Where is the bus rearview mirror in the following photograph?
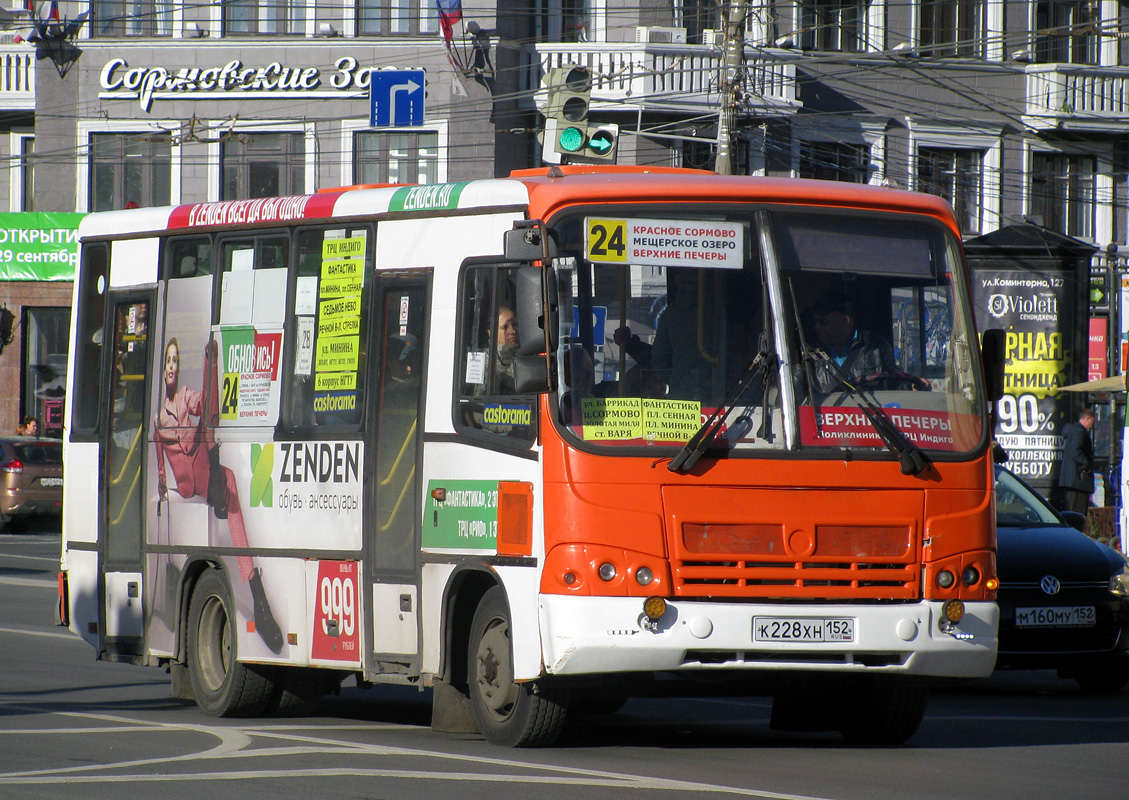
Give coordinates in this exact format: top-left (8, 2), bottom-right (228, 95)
top-left (980, 328), bottom-right (1005, 403)
top-left (515, 266), bottom-right (557, 357)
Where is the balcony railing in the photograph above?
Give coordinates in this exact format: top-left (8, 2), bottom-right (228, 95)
top-left (1024, 64), bottom-right (1129, 129)
top-left (0, 46), bottom-right (34, 109)
top-left (524, 43), bottom-right (800, 115)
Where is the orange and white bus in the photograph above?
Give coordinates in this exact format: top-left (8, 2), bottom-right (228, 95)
top-left (60, 166), bottom-right (1003, 746)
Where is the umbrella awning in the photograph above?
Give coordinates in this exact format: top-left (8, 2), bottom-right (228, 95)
top-left (1058, 375), bottom-right (1127, 392)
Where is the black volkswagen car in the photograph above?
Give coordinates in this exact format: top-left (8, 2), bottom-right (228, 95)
top-left (995, 465), bottom-right (1129, 692)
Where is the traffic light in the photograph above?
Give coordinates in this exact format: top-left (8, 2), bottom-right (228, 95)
top-left (544, 120), bottom-right (619, 163)
top-left (544, 65), bottom-right (591, 127)
top-left (540, 65), bottom-right (619, 163)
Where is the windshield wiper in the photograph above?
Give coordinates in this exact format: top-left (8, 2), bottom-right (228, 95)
top-left (668, 348), bottom-right (774, 473)
top-left (802, 346), bottom-right (932, 477)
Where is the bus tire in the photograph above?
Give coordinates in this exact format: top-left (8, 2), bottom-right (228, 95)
top-left (837, 682), bottom-right (928, 746)
top-left (187, 568), bottom-right (276, 717)
top-left (467, 586), bottom-right (569, 747)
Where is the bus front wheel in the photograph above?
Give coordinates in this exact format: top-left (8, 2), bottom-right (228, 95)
top-left (187, 568), bottom-right (275, 717)
top-left (837, 682), bottom-right (928, 745)
top-left (467, 586), bottom-right (569, 747)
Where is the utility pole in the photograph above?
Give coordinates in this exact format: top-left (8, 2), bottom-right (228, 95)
top-left (714, 0), bottom-right (748, 175)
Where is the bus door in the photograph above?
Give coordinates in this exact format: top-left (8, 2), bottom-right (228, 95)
top-left (100, 293), bottom-right (154, 658)
top-left (366, 273), bottom-right (430, 671)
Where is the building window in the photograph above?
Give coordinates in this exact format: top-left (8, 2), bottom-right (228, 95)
top-left (89, 133), bottom-right (172, 211)
top-left (20, 137), bottom-right (34, 212)
top-left (23, 307), bottom-right (71, 439)
top-left (798, 0), bottom-right (868, 52)
top-left (799, 141), bottom-right (869, 182)
top-left (354, 131), bottom-right (439, 184)
top-left (356, 0), bottom-right (438, 35)
top-left (1030, 153), bottom-right (1095, 238)
top-left (680, 138), bottom-right (751, 174)
top-left (919, 0), bottom-right (982, 57)
top-left (532, 0), bottom-right (591, 42)
top-left (681, 0), bottom-right (721, 44)
top-left (1035, 1), bottom-right (1098, 64)
top-left (91, 1), bottom-right (173, 36)
top-left (918, 148), bottom-right (983, 235)
top-left (222, 133), bottom-right (305, 199)
top-left (223, 0), bottom-right (305, 36)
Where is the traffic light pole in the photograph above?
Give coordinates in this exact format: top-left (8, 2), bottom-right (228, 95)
top-left (715, 0), bottom-right (748, 176)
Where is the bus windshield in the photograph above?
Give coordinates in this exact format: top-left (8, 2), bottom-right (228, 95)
top-left (550, 206), bottom-right (985, 458)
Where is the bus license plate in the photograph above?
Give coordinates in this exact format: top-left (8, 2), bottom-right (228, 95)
top-left (753, 617), bottom-right (855, 643)
top-left (1015, 606), bottom-right (1095, 627)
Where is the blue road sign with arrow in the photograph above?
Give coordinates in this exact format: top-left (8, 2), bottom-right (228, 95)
top-left (370, 70), bottom-right (425, 127)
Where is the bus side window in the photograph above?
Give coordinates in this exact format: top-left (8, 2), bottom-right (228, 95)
top-left (166, 237), bottom-right (212, 279)
top-left (282, 227), bottom-right (369, 429)
top-left (454, 265), bottom-right (536, 441)
top-left (73, 243), bottom-right (110, 433)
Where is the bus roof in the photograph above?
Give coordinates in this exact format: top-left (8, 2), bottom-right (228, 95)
top-left (77, 166), bottom-right (959, 240)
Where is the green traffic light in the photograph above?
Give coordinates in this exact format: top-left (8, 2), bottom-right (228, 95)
top-left (588, 129), bottom-right (614, 156)
top-left (558, 125), bottom-right (586, 153)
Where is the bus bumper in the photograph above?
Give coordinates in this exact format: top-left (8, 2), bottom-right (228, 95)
top-left (539, 595), bottom-right (998, 680)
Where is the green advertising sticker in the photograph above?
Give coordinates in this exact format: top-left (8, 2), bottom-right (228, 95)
top-left (0, 212), bottom-right (84, 281)
top-left (389, 182), bottom-right (469, 212)
top-left (424, 479), bottom-right (501, 550)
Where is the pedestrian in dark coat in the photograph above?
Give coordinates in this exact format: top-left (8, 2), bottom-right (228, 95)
top-left (1057, 408), bottom-right (1096, 515)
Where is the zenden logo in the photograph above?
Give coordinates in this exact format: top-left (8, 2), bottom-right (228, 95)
top-left (251, 443), bottom-right (274, 508)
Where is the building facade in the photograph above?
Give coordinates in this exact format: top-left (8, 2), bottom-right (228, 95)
top-left (0, 1), bottom-right (1127, 432)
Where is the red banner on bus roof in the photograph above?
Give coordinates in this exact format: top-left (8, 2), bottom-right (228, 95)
top-left (168, 193), bottom-right (342, 229)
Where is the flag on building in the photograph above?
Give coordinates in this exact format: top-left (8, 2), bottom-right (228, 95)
top-left (436, 0), bottom-right (462, 43)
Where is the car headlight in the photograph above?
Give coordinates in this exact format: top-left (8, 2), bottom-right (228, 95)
top-left (1110, 564), bottom-right (1129, 598)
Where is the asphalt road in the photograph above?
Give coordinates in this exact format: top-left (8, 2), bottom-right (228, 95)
top-left (2, 524), bottom-right (1128, 800)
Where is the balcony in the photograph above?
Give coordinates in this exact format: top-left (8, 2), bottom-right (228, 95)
top-left (0, 46), bottom-right (34, 110)
top-left (524, 42), bottom-right (800, 116)
top-left (1023, 64), bottom-right (1129, 131)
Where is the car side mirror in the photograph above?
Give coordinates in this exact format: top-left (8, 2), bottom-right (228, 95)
top-left (1060, 510), bottom-right (1087, 533)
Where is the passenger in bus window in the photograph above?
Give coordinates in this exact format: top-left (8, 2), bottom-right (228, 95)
top-left (492, 306), bottom-right (519, 394)
top-left (154, 337), bottom-right (283, 653)
top-left (807, 292), bottom-right (898, 392)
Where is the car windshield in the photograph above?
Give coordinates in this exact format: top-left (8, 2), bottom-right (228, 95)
top-left (548, 206), bottom-right (986, 458)
top-left (996, 467), bottom-right (1062, 527)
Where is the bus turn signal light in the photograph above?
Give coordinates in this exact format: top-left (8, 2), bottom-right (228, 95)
top-left (643, 596), bottom-right (667, 622)
top-left (942, 599), bottom-right (965, 623)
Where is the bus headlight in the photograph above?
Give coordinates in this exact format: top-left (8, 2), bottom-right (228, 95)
top-left (598, 562), bottom-right (617, 581)
top-left (635, 566), bottom-right (654, 586)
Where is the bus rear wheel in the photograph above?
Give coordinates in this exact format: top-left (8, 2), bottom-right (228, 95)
top-left (187, 568), bottom-right (275, 717)
top-left (467, 586), bottom-right (569, 747)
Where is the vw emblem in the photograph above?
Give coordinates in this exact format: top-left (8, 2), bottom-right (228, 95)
top-left (1040, 575), bottom-right (1061, 595)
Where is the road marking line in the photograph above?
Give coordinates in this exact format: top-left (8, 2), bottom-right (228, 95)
top-left (0, 707), bottom-right (841, 799)
top-left (0, 576), bottom-right (56, 589)
top-left (0, 626), bottom-right (76, 641)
